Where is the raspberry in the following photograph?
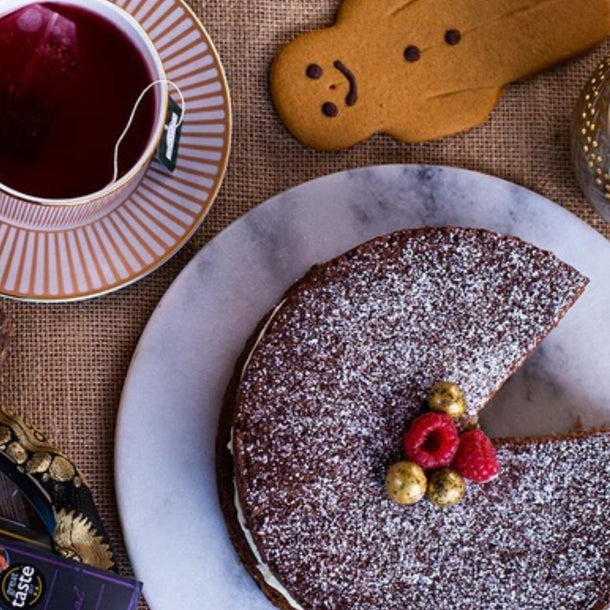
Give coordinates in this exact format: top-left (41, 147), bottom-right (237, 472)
top-left (403, 413), bottom-right (460, 469)
top-left (452, 429), bottom-right (499, 483)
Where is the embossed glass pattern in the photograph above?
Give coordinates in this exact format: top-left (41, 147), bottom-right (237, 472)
top-left (572, 57), bottom-right (610, 221)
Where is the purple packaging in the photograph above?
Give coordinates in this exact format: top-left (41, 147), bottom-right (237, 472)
top-left (0, 536), bottom-right (141, 609)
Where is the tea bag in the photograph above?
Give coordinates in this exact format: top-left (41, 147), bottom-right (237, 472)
top-left (0, 4), bottom-right (78, 159)
top-left (13, 4), bottom-right (78, 83)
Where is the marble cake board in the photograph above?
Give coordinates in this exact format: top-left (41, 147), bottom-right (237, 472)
top-left (115, 165), bottom-right (610, 610)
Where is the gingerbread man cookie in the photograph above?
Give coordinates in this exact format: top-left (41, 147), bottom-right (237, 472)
top-left (270, 0), bottom-right (610, 150)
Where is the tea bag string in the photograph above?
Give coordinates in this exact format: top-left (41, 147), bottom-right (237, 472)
top-left (110, 79), bottom-right (186, 185)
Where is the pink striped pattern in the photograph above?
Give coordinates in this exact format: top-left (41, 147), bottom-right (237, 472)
top-left (0, 0), bottom-right (231, 301)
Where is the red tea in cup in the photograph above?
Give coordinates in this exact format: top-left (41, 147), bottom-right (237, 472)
top-left (0, 2), bottom-right (158, 200)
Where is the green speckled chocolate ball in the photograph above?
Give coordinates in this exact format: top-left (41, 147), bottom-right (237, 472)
top-left (385, 461), bottom-right (427, 505)
top-left (426, 468), bottom-right (466, 507)
top-left (428, 381), bottom-right (467, 420)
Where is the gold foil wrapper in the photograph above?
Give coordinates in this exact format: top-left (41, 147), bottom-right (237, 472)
top-left (0, 404), bottom-right (114, 569)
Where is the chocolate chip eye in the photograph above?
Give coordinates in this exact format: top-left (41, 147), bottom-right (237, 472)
top-left (444, 29), bottom-right (461, 45)
top-left (322, 102), bottom-right (338, 117)
top-left (306, 64), bottom-right (323, 79)
top-left (404, 46), bottom-right (421, 62)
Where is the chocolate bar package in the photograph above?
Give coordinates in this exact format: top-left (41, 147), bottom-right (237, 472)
top-left (0, 536), bottom-right (141, 609)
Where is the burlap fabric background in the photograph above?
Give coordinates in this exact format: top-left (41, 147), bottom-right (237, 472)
top-left (0, 2), bottom-right (609, 608)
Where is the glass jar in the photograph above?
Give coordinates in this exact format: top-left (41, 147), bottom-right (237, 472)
top-left (572, 57), bottom-right (610, 221)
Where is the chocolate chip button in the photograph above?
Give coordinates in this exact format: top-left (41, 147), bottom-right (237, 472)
top-left (322, 102), bottom-right (338, 117)
top-left (444, 29), bottom-right (461, 45)
top-left (306, 64), bottom-right (323, 79)
top-left (404, 46), bottom-right (421, 62)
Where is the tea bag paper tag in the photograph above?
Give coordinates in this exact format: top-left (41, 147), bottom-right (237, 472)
top-left (156, 96), bottom-right (183, 172)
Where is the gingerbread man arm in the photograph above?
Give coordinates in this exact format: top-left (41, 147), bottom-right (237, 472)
top-left (384, 87), bottom-right (503, 143)
top-left (336, 0), bottom-right (429, 22)
top-left (459, 0), bottom-right (610, 86)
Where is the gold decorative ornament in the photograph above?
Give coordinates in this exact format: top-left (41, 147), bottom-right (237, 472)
top-left (0, 407), bottom-right (85, 486)
top-left (26, 452), bottom-right (53, 475)
top-left (426, 468), bottom-right (466, 507)
top-left (428, 381), bottom-right (467, 420)
top-left (49, 455), bottom-right (76, 482)
top-left (0, 426), bottom-right (13, 446)
top-left (385, 461), bottom-right (427, 505)
top-left (6, 441), bottom-right (27, 464)
top-left (0, 404), bottom-right (114, 570)
top-left (0, 408), bottom-right (59, 455)
top-left (53, 509), bottom-right (114, 571)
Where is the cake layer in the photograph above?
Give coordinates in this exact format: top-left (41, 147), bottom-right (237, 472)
top-left (219, 227), bottom-right (593, 609)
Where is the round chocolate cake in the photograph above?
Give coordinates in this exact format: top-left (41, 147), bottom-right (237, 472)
top-left (217, 227), bottom-right (610, 609)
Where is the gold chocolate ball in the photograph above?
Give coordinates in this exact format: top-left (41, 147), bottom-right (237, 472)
top-left (426, 468), bottom-right (466, 508)
top-left (428, 381), bottom-right (467, 420)
top-left (385, 461), bottom-right (427, 505)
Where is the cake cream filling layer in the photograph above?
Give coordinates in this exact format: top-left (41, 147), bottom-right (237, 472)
top-left (232, 477), bottom-right (304, 610)
top-left (230, 301), bottom-right (305, 610)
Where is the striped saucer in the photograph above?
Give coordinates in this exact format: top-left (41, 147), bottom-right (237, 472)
top-left (0, 0), bottom-right (231, 302)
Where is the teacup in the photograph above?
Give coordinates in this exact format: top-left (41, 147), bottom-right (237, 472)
top-left (0, 0), bottom-right (168, 221)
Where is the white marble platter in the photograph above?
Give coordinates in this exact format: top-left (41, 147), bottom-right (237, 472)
top-left (115, 165), bottom-right (610, 610)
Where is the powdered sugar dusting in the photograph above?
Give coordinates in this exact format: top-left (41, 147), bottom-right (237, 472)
top-left (232, 227), bottom-right (598, 609)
